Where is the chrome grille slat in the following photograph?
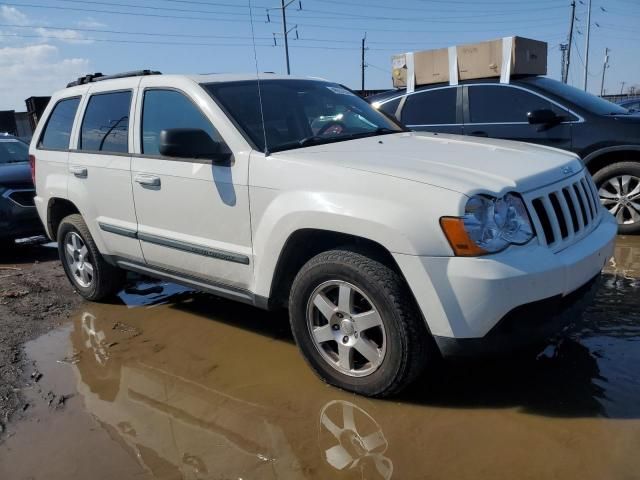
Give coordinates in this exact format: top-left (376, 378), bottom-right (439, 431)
top-left (566, 186), bottom-right (585, 231)
top-left (524, 171), bottom-right (600, 253)
top-left (582, 177), bottom-right (598, 216)
top-left (576, 182), bottom-right (593, 223)
top-left (555, 191), bottom-right (575, 241)
top-left (540, 196), bottom-right (562, 245)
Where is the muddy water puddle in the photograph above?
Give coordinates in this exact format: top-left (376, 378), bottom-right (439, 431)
top-left (1, 236), bottom-right (640, 480)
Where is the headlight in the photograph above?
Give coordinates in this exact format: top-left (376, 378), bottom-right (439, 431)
top-left (441, 193), bottom-right (534, 256)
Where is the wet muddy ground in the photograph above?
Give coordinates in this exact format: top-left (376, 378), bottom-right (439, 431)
top-left (0, 237), bottom-right (639, 479)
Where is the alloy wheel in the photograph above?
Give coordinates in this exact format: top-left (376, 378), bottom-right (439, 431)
top-left (598, 175), bottom-right (640, 225)
top-left (64, 231), bottom-right (94, 288)
top-left (306, 280), bottom-right (386, 377)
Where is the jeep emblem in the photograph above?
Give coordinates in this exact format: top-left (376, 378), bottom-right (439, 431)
top-left (562, 166), bottom-right (574, 175)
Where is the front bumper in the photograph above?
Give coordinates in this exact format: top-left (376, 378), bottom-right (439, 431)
top-left (433, 274), bottom-right (600, 356)
top-left (393, 212), bottom-right (617, 355)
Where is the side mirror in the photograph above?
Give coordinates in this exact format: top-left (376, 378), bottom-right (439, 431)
top-left (527, 109), bottom-right (562, 125)
top-left (159, 128), bottom-right (231, 164)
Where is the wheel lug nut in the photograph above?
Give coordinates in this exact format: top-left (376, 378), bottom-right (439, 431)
top-left (342, 336), bottom-right (349, 343)
top-left (336, 312), bottom-right (343, 319)
top-left (332, 324), bottom-right (339, 331)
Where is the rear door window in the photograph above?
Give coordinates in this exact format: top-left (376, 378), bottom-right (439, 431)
top-left (401, 88), bottom-right (458, 126)
top-left (38, 97), bottom-right (80, 150)
top-left (80, 91), bottom-right (132, 153)
top-left (468, 85), bottom-right (560, 123)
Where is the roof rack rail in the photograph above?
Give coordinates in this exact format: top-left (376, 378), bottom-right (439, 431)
top-left (67, 69), bottom-right (162, 88)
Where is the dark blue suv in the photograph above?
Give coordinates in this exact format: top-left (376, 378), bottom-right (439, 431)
top-left (369, 77), bottom-right (640, 234)
top-left (0, 134), bottom-right (44, 246)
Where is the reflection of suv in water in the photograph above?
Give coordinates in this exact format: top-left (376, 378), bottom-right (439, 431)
top-left (31, 71), bottom-right (616, 397)
top-left (369, 77), bottom-right (640, 233)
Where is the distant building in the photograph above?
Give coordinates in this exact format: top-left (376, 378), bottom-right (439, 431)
top-left (0, 96), bottom-right (50, 140)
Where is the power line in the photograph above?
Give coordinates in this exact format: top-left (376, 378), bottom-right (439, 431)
top-left (0, 32), bottom-right (272, 46)
top-left (161, 0), bottom-right (270, 7)
top-left (0, 2), bottom-right (267, 22)
top-left (308, 0), bottom-right (562, 13)
top-left (0, 31), bottom-right (436, 51)
top-left (0, 22), bottom-right (273, 40)
top-left (0, 22), bottom-right (565, 49)
top-left (291, 5), bottom-right (567, 22)
top-left (1, 2), bottom-right (567, 33)
top-left (43, 0), bottom-right (255, 17)
top-left (285, 19), bottom-right (567, 32)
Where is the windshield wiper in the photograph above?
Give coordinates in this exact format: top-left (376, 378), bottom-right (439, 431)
top-left (298, 135), bottom-right (329, 147)
top-left (270, 128), bottom-right (402, 153)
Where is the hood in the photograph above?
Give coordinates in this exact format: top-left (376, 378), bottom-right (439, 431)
top-left (274, 132), bottom-right (582, 195)
top-left (0, 161), bottom-right (32, 186)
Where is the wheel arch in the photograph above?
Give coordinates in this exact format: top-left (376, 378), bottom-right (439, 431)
top-left (583, 146), bottom-right (640, 175)
top-left (47, 197), bottom-right (80, 240)
top-left (266, 228), bottom-right (407, 309)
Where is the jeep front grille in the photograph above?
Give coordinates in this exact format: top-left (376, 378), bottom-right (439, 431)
top-left (2, 188), bottom-right (36, 208)
top-left (524, 171), bottom-right (601, 251)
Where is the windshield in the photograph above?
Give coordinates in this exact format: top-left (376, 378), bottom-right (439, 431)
top-left (0, 138), bottom-right (28, 164)
top-left (204, 79), bottom-right (403, 153)
top-left (524, 77), bottom-right (629, 115)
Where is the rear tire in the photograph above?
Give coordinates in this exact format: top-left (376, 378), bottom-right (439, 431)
top-left (289, 249), bottom-right (433, 397)
top-left (592, 161), bottom-right (640, 234)
top-left (57, 214), bottom-right (124, 301)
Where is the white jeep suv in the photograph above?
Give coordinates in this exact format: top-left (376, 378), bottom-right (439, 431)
top-left (30, 71), bottom-right (617, 397)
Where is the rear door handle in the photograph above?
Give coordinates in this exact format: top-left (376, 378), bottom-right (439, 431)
top-left (134, 174), bottom-right (161, 187)
top-left (469, 131), bottom-right (488, 137)
top-left (69, 165), bottom-right (87, 178)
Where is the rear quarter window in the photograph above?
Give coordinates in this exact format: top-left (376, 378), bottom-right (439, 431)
top-left (377, 97), bottom-right (401, 118)
top-left (38, 97), bottom-right (81, 150)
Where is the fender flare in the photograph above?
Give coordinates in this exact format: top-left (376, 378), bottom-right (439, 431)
top-left (583, 145), bottom-right (640, 165)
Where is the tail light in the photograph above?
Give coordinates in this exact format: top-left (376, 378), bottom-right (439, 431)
top-left (29, 154), bottom-right (36, 186)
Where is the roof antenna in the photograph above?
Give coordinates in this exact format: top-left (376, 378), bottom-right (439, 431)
top-left (248, 0), bottom-right (269, 156)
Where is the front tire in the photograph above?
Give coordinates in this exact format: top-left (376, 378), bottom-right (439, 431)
top-left (289, 249), bottom-right (433, 397)
top-left (57, 214), bottom-right (124, 301)
top-left (592, 161), bottom-right (640, 234)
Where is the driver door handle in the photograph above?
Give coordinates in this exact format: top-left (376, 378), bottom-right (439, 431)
top-left (134, 174), bottom-right (161, 187)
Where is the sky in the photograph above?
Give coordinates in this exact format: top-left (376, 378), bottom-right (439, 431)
top-left (0, 0), bottom-right (638, 111)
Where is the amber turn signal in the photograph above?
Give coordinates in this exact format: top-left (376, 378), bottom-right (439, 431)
top-left (439, 217), bottom-right (487, 257)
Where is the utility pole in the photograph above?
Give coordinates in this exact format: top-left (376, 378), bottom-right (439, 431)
top-left (583, 0), bottom-right (592, 91)
top-left (600, 47), bottom-right (609, 96)
top-left (281, 0), bottom-right (291, 75)
top-left (564, 0), bottom-right (576, 83)
top-left (267, 0), bottom-right (301, 75)
top-left (361, 33), bottom-right (367, 91)
top-left (560, 43), bottom-right (568, 83)
top-left (621, 81), bottom-right (626, 95)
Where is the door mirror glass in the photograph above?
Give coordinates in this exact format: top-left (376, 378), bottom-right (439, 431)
top-left (528, 108), bottom-right (561, 125)
top-left (159, 128), bottom-right (230, 162)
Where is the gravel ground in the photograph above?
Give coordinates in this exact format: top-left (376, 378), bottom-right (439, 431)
top-left (0, 241), bottom-right (82, 431)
